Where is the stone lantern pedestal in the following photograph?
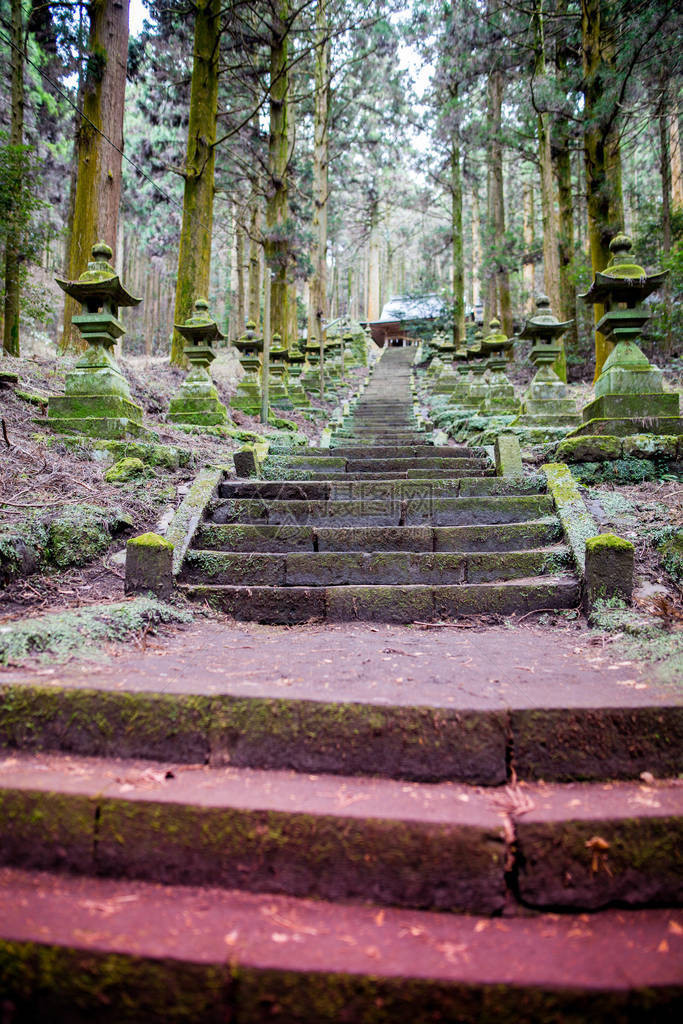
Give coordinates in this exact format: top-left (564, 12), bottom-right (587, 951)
top-left (570, 235), bottom-right (681, 437)
top-left (231, 320), bottom-right (263, 415)
top-left (168, 299), bottom-right (229, 426)
top-left (49, 242), bottom-right (148, 439)
top-left (513, 296), bottom-right (580, 436)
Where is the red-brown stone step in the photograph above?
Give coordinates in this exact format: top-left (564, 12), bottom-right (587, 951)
top-left (0, 867), bottom-right (681, 1022)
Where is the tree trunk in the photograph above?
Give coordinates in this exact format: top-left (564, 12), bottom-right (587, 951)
top-left (532, 1), bottom-right (561, 312)
top-left (367, 204), bottom-right (381, 322)
top-left (309, 0), bottom-right (329, 365)
top-left (265, 0), bottom-right (291, 350)
top-left (669, 98), bottom-right (683, 210)
top-left (471, 184), bottom-right (482, 313)
top-left (247, 187), bottom-right (262, 324)
top-left (522, 180), bottom-right (535, 312)
top-left (235, 209), bottom-right (246, 334)
top-left (61, 0), bottom-right (130, 353)
top-left (2, 0), bottom-right (25, 356)
top-left (170, 0), bottom-right (220, 365)
top-left (659, 76), bottom-right (673, 352)
top-left (451, 138), bottom-right (465, 344)
top-left (554, 0), bottom-right (577, 349)
top-left (486, 66), bottom-right (512, 336)
top-left (581, 0), bottom-right (624, 380)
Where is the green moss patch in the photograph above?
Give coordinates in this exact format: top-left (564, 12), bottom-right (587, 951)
top-left (104, 457), bottom-right (147, 483)
top-left (0, 597), bottom-right (191, 666)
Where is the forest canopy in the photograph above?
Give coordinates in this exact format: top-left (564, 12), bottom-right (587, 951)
top-left (1, 0), bottom-right (681, 374)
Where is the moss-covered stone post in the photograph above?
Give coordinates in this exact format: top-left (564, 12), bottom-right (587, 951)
top-left (585, 533), bottom-right (634, 611)
top-left (126, 533), bottom-right (174, 601)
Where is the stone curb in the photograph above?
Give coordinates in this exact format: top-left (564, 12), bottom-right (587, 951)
top-left (542, 463), bottom-right (599, 577)
top-left (166, 467), bottom-right (224, 576)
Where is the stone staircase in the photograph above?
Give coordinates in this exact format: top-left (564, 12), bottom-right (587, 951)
top-left (178, 348), bottom-right (580, 622)
top-left (1, 346), bottom-right (681, 1019)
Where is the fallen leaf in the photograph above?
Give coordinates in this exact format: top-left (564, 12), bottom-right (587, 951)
top-left (658, 939), bottom-right (669, 953)
top-left (224, 930), bottom-right (239, 946)
top-left (374, 910), bottom-right (385, 927)
top-left (668, 921), bottom-right (683, 936)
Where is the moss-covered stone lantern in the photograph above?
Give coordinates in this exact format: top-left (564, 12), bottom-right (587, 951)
top-left (286, 338), bottom-right (309, 407)
top-left (572, 233), bottom-right (680, 436)
top-left (168, 298), bottom-right (229, 426)
top-left (49, 242), bottom-right (147, 438)
top-left (268, 332), bottom-right (293, 409)
top-left (231, 319), bottom-right (263, 415)
top-left (514, 295), bottom-right (580, 437)
top-left (480, 318), bottom-right (518, 412)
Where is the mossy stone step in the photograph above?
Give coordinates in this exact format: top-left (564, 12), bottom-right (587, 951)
top-left (0, 752), bottom-right (507, 914)
top-left (181, 547), bottom-right (571, 587)
top-left (2, 868), bottom-right (679, 1022)
top-left (210, 494), bottom-right (555, 527)
top-left (195, 519), bottom-right (563, 554)
top-left (181, 578), bottom-right (580, 623)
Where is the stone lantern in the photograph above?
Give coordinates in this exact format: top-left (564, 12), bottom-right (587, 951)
top-left (480, 318), bottom-right (518, 412)
top-left (168, 298), bottom-right (229, 426)
top-left (268, 332), bottom-right (293, 409)
top-left (286, 339), bottom-right (309, 407)
top-left (49, 241), bottom-right (146, 438)
top-left (573, 234), bottom-right (680, 436)
top-left (514, 295), bottom-right (580, 434)
top-left (466, 329), bottom-right (489, 406)
top-left (231, 319), bottom-right (263, 415)
top-left (302, 334), bottom-right (321, 395)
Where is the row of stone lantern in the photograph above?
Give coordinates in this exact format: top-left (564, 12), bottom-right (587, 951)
top-left (47, 242), bottom-right (371, 438)
top-left (423, 231), bottom-right (680, 440)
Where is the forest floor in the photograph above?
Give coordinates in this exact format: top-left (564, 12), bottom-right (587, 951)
top-left (0, 345), bottom-right (361, 621)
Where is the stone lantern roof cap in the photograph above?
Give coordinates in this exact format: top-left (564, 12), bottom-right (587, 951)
top-left (580, 234), bottom-right (668, 305)
top-left (481, 317), bottom-right (514, 353)
top-left (519, 294), bottom-right (573, 340)
top-left (174, 297), bottom-right (225, 343)
top-left (56, 241), bottom-right (141, 307)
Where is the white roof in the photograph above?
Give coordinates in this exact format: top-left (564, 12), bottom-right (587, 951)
top-left (374, 294), bottom-right (445, 323)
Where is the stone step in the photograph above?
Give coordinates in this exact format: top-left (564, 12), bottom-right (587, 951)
top-left (211, 494), bottom-right (555, 527)
top-left (327, 445), bottom-right (480, 458)
top-left (1, 755), bottom-right (681, 912)
top-left (263, 457), bottom-right (491, 475)
top-left (195, 518), bottom-right (563, 553)
top-left (0, 752), bottom-right (507, 914)
top-left (180, 577), bottom-right (580, 622)
top-left (220, 478), bottom-right (546, 501)
top-left (1, 869), bottom-right (681, 1021)
top-left (302, 469), bottom-right (495, 480)
top-left (3, 655), bottom-right (681, 782)
top-left (181, 547), bottom-right (571, 587)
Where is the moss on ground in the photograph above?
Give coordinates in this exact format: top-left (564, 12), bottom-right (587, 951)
top-left (0, 597), bottom-right (191, 666)
top-left (590, 599), bottom-right (683, 688)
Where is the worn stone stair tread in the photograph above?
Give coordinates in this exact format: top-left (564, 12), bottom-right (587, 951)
top-left (220, 477), bottom-right (544, 499)
top-left (195, 518), bottom-right (563, 552)
top-left (212, 494), bottom-right (555, 527)
top-left (181, 547), bottom-right (571, 587)
top-left (0, 752), bottom-right (507, 911)
top-left (179, 577), bottom-right (581, 622)
top-left (1, 867), bottom-right (681, 1022)
top-left (511, 779), bottom-right (683, 909)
